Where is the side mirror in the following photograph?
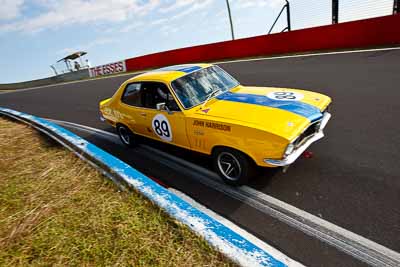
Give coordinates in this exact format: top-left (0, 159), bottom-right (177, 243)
top-left (156, 102), bottom-right (173, 114)
top-left (156, 102), bottom-right (166, 111)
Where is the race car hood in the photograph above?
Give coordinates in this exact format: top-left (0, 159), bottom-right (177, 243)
top-left (194, 85), bottom-right (331, 140)
top-left (230, 86), bottom-right (331, 112)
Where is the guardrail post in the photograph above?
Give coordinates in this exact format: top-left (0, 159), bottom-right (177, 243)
top-left (286, 0), bottom-right (291, 31)
top-left (394, 0), bottom-right (400, 14)
top-left (332, 0), bottom-right (339, 24)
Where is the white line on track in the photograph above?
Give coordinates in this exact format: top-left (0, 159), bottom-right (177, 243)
top-left (215, 46), bottom-right (400, 64)
top-left (47, 118), bottom-right (400, 267)
top-left (2, 46), bottom-right (400, 95)
top-left (169, 188), bottom-right (303, 267)
top-left (45, 119), bottom-right (119, 138)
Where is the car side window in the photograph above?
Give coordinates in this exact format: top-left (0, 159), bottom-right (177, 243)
top-left (121, 83), bottom-right (142, 107)
top-left (141, 82), bottom-right (181, 111)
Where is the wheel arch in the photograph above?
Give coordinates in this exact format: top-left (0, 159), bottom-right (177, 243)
top-left (115, 122), bottom-right (125, 128)
top-left (211, 145), bottom-right (258, 166)
top-left (116, 122), bottom-right (135, 133)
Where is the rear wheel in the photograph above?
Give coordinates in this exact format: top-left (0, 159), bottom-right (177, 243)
top-left (212, 147), bottom-right (256, 186)
top-left (117, 124), bottom-right (137, 147)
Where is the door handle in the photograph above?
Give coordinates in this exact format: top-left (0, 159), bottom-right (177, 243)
top-left (140, 112), bottom-right (147, 117)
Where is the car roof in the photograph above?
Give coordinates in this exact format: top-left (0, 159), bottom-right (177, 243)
top-left (126, 63), bottom-right (212, 83)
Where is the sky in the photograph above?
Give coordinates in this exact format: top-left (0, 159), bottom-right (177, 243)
top-left (0, 0), bottom-right (394, 83)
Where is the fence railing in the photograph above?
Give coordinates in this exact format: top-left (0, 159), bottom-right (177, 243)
top-left (395, 0), bottom-right (400, 13)
top-left (268, 0), bottom-right (397, 34)
top-left (268, 0), bottom-right (291, 34)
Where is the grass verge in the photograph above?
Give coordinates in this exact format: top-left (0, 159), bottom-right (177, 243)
top-left (0, 117), bottom-right (236, 266)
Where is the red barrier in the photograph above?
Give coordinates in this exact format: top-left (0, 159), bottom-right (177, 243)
top-left (125, 14), bottom-right (400, 72)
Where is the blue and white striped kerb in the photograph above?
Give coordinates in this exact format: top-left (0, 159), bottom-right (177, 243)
top-left (0, 107), bottom-right (291, 267)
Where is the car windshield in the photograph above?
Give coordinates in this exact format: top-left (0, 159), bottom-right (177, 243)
top-left (171, 66), bottom-right (239, 109)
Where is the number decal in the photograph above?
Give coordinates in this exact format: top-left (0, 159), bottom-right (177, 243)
top-left (152, 114), bottom-right (172, 142)
top-left (267, 91), bottom-right (304, 101)
top-left (161, 121), bottom-right (170, 137)
top-left (153, 120), bottom-right (163, 136)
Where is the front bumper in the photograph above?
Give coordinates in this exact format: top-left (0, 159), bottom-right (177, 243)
top-left (264, 112), bottom-right (331, 167)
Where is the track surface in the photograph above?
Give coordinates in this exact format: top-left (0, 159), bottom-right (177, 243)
top-left (1, 49), bottom-right (399, 266)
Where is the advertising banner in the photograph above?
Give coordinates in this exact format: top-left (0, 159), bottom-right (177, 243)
top-left (89, 61), bottom-right (126, 78)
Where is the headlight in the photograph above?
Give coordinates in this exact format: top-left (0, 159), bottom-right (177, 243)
top-left (284, 143), bottom-right (295, 156)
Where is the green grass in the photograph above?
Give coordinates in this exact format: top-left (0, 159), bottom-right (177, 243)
top-left (0, 118), bottom-right (236, 266)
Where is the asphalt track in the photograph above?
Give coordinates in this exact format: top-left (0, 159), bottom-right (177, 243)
top-left (1, 49), bottom-right (399, 266)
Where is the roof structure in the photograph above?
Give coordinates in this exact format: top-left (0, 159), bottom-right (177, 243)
top-left (130, 64), bottom-right (211, 83)
top-left (57, 51), bottom-right (87, 62)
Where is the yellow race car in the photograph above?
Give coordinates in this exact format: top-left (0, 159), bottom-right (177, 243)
top-left (99, 63), bottom-right (331, 185)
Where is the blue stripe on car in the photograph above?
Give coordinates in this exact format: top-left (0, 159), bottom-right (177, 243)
top-left (216, 92), bottom-right (323, 122)
top-left (155, 65), bottom-right (202, 73)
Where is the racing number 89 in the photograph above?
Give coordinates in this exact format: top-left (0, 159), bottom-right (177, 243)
top-left (153, 119), bottom-right (170, 137)
top-left (152, 114), bottom-right (173, 142)
top-left (267, 91), bottom-right (303, 101)
top-left (274, 92), bottom-right (296, 100)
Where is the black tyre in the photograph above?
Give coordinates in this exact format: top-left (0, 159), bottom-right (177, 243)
top-left (212, 147), bottom-right (256, 186)
top-left (117, 124), bottom-right (137, 147)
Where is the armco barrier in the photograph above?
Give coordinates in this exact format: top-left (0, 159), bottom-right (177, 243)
top-left (0, 69), bottom-right (90, 90)
top-left (0, 107), bottom-right (299, 267)
top-left (125, 14), bottom-right (400, 72)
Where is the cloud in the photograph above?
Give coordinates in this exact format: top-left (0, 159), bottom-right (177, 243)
top-left (120, 21), bottom-right (145, 33)
top-left (232, 0), bottom-right (284, 9)
top-left (140, 0), bottom-right (214, 33)
top-left (57, 37), bottom-right (117, 56)
top-left (0, 0), bottom-right (214, 34)
top-left (0, 0), bottom-right (160, 33)
top-left (150, 18), bottom-right (169, 26)
top-left (159, 0), bottom-right (197, 13)
top-left (160, 24), bottom-right (180, 36)
top-left (0, 0), bottom-right (24, 20)
top-left (117, 0), bottom-right (214, 33)
top-left (169, 0), bottom-right (214, 21)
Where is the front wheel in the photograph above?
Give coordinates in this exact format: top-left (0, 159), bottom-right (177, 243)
top-left (212, 147), bottom-right (256, 186)
top-left (117, 125), bottom-right (137, 147)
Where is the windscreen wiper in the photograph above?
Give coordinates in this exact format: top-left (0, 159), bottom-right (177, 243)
top-left (201, 89), bottom-right (221, 109)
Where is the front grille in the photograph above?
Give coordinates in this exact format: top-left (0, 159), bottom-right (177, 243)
top-left (293, 120), bottom-right (321, 148)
